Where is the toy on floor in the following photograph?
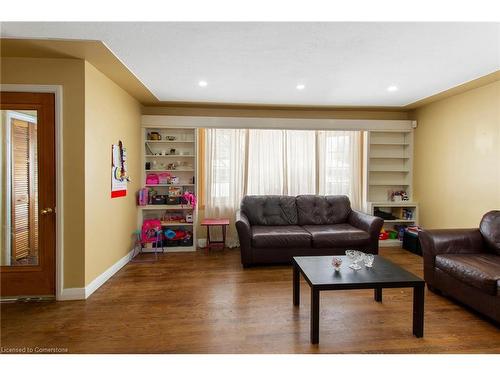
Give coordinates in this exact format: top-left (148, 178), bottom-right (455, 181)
top-left (130, 220), bottom-right (164, 262)
top-left (379, 228), bottom-right (389, 240)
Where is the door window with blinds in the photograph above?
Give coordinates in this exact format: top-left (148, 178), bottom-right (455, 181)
top-left (0, 110), bottom-right (38, 266)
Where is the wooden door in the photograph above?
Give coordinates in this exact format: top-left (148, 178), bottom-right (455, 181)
top-left (1, 92), bottom-right (56, 297)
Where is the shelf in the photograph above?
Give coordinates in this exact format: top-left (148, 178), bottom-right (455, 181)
top-left (369, 183), bottom-right (410, 186)
top-left (370, 142), bottom-right (409, 146)
top-left (160, 221), bottom-right (194, 226)
top-left (370, 201), bottom-right (418, 207)
top-left (383, 219), bottom-right (415, 223)
top-left (141, 125), bottom-right (198, 252)
top-left (379, 239), bottom-right (402, 247)
top-left (146, 169), bottom-right (194, 172)
top-left (146, 140), bottom-right (194, 143)
top-left (145, 155), bottom-right (195, 157)
top-left (369, 169), bottom-right (409, 172)
top-left (139, 205), bottom-right (194, 210)
top-left (145, 184), bottom-right (194, 187)
top-left (370, 157), bottom-right (411, 159)
top-left (141, 246), bottom-right (196, 253)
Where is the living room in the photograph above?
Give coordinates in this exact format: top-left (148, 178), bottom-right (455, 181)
top-left (1, 0), bottom-right (499, 371)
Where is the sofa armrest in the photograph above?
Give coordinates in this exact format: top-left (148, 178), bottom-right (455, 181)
top-left (348, 210), bottom-right (384, 239)
top-left (420, 229), bottom-right (484, 258)
top-left (420, 229), bottom-right (485, 282)
top-left (235, 210), bottom-right (252, 265)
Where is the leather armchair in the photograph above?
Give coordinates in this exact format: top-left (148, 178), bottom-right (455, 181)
top-left (420, 211), bottom-right (500, 323)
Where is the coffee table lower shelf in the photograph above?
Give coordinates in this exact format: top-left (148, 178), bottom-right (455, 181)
top-left (292, 255), bottom-right (425, 344)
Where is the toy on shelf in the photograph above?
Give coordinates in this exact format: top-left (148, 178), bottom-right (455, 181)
top-left (148, 132), bottom-right (162, 140)
top-left (163, 227), bottom-right (194, 247)
top-left (161, 213), bottom-right (186, 223)
top-left (152, 195), bottom-right (167, 205)
top-left (168, 186), bottom-right (182, 197)
top-left (138, 187), bottom-right (149, 206)
top-left (158, 172), bottom-right (172, 184)
top-left (146, 173), bottom-right (159, 185)
top-left (164, 228), bottom-right (176, 239)
top-left (182, 191), bottom-right (197, 208)
top-left (402, 208), bottom-right (413, 219)
top-left (390, 190), bottom-right (409, 202)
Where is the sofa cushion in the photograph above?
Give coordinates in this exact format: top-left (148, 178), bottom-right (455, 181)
top-left (251, 225), bottom-right (311, 249)
top-left (480, 210), bottom-right (500, 255)
top-left (303, 224), bottom-right (370, 248)
top-left (241, 195), bottom-right (298, 226)
top-left (435, 254), bottom-right (500, 295)
top-left (296, 195), bottom-right (352, 225)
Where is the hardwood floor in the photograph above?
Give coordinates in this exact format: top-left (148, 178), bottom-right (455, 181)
top-left (1, 248), bottom-right (499, 353)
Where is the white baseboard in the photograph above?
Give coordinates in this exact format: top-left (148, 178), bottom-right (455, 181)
top-left (58, 287), bottom-right (85, 301)
top-left (84, 249), bottom-right (134, 298)
top-left (58, 249), bottom-right (133, 301)
top-left (141, 246), bottom-right (196, 253)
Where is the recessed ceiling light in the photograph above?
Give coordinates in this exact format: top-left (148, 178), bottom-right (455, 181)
top-left (198, 80), bottom-right (208, 87)
top-left (296, 84), bottom-right (305, 90)
top-left (387, 85), bottom-right (399, 92)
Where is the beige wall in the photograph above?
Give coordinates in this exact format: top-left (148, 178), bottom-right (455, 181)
top-left (1, 57), bottom-right (86, 287)
top-left (84, 62), bottom-right (141, 284)
top-left (413, 80), bottom-right (500, 229)
top-left (1, 57), bottom-right (141, 289)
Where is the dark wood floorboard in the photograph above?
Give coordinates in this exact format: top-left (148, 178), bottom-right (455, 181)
top-left (1, 248), bottom-right (499, 353)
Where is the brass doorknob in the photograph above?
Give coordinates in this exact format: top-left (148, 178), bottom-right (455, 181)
top-left (40, 208), bottom-right (54, 215)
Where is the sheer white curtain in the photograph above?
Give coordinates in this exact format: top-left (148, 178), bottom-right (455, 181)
top-left (285, 130), bottom-right (317, 195)
top-left (247, 129), bottom-right (317, 195)
top-left (247, 129), bottom-right (284, 195)
top-left (317, 130), bottom-right (362, 209)
top-left (205, 129), bottom-right (247, 247)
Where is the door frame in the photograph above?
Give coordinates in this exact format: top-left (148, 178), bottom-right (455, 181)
top-left (1, 84), bottom-right (64, 300)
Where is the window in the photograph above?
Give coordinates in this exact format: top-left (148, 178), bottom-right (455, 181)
top-left (318, 130), bottom-right (359, 196)
top-left (204, 128), bottom-right (362, 244)
top-left (205, 128), bottom-right (246, 211)
top-left (206, 128), bottom-right (361, 202)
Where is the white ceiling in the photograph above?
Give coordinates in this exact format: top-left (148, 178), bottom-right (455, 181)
top-left (1, 22), bottom-right (499, 106)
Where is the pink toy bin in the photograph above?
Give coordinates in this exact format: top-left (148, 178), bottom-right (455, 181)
top-left (146, 173), bottom-right (159, 185)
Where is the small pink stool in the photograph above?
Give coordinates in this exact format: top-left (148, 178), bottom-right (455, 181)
top-left (201, 218), bottom-right (230, 251)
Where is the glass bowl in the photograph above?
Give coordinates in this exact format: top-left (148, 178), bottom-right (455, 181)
top-left (364, 253), bottom-right (375, 268)
top-left (345, 250), bottom-right (364, 270)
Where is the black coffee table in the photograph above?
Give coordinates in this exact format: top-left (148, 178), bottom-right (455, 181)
top-left (293, 255), bottom-right (425, 344)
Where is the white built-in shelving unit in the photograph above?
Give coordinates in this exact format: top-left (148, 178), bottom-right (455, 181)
top-left (139, 125), bottom-right (198, 252)
top-left (363, 130), bottom-right (418, 247)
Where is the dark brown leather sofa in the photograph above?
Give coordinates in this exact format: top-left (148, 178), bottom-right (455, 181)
top-left (420, 211), bottom-right (500, 323)
top-left (235, 195), bottom-right (383, 267)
